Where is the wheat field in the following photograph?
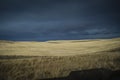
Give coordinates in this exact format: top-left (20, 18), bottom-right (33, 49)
top-left (0, 38), bottom-right (120, 80)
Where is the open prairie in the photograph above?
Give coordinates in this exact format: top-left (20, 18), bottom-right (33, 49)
top-left (0, 38), bottom-right (120, 56)
top-left (0, 38), bottom-right (120, 80)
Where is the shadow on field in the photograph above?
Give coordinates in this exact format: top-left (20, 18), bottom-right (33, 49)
top-left (107, 47), bottom-right (120, 52)
top-left (39, 68), bottom-right (120, 80)
top-left (0, 55), bottom-right (38, 59)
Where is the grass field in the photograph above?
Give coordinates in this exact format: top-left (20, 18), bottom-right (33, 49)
top-left (0, 38), bottom-right (120, 80)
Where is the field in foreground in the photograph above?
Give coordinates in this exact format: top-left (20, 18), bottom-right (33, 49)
top-left (0, 38), bottom-right (120, 80)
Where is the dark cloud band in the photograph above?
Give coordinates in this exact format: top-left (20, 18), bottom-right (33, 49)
top-left (0, 0), bottom-right (120, 41)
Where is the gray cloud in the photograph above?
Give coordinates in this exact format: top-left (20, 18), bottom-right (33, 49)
top-left (0, 0), bottom-right (120, 41)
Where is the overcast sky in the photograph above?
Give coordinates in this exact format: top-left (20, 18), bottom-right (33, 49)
top-left (0, 0), bottom-right (120, 41)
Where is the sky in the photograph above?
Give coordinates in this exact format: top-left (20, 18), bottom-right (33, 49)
top-left (0, 0), bottom-right (120, 41)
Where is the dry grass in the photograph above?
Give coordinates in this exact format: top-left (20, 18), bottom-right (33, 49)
top-left (0, 38), bottom-right (120, 56)
top-left (0, 38), bottom-right (120, 80)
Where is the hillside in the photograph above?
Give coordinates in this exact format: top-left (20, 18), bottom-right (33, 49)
top-left (0, 38), bottom-right (120, 56)
top-left (0, 38), bottom-right (120, 80)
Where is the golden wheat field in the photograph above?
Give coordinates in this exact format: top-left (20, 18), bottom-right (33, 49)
top-left (0, 38), bottom-right (120, 80)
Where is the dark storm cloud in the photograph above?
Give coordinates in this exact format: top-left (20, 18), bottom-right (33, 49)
top-left (0, 0), bottom-right (120, 41)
